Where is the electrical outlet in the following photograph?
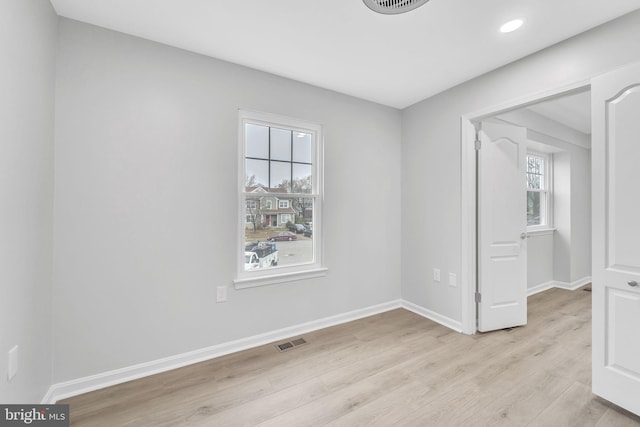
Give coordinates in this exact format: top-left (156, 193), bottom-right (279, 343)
top-left (449, 273), bottom-right (457, 287)
top-left (8, 345), bottom-right (18, 381)
top-left (433, 268), bottom-right (441, 282)
top-left (216, 286), bottom-right (227, 303)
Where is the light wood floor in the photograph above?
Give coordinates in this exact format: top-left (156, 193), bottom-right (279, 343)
top-left (63, 286), bottom-right (640, 426)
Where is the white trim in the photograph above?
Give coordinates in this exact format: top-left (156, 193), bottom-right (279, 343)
top-left (460, 80), bottom-right (591, 335)
top-left (234, 267), bottom-right (328, 289)
top-left (526, 228), bottom-right (556, 237)
top-left (401, 300), bottom-right (463, 333)
top-left (460, 118), bottom-right (477, 335)
top-left (527, 281), bottom-right (556, 296)
top-left (41, 387), bottom-right (56, 405)
top-left (527, 277), bottom-right (592, 296)
top-left (526, 151), bottom-right (553, 229)
top-left (44, 299), bottom-right (402, 404)
top-left (237, 109), bottom-right (325, 287)
top-left (553, 276), bottom-right (592, 291)
top-left (40, 276), bottom-right (588, 404)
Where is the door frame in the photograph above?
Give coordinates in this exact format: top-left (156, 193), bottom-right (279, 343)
top-left (459, 79), bottom-right (591, 335)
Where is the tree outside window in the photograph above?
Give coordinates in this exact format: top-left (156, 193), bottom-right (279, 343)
top-left (526, 154), bottom-right (548, 227)
top-left (237, 110), bottom-right (324, 287)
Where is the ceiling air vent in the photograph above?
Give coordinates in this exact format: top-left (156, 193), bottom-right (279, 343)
top-left (363, 0), bottom-right (431, 15)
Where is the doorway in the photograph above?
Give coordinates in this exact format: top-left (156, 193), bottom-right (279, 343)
top-left (460, 84), bottom-right (592, 334)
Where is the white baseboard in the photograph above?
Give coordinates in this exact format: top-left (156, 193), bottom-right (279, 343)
top-left (554, 276), bottom-right (592, 291)
top-left (527, 276), bottom-right (592, 297)
top-left (43, 299), bottom-right (403, 404)
top-left (400, 300), bottom-right (463, 333)
top-left (527, 281), bottom-right (555, 296)
top-left (41, 387), bottom-right (56, 405)
top-left (41, 278), bottom-right (593, 404)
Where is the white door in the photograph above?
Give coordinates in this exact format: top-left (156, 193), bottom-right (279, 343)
top-left (592, 62), bottom-right (640, 416)
top-left (477, 122), bottom-right (528, 332)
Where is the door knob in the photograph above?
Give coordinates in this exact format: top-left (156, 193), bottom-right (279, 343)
top-left (628, 281), bottom-right (638, 287)
top-left (520, 232), bottom-right (528, 240)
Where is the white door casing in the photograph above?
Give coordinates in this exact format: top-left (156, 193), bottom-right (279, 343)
top-left (477, 122), bottom-right (528, 332)
top-left (592, 62), bottom-right (640, 416)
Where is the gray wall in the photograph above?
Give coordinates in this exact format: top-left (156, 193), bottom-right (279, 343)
top-left (402, 10), bottom-right (640, 323)
top-left (527, 232), bottom-right (554, 290)
top-left (52, 19), bottom-right (402, 383)
top-left (554, 152), bottom-right (572, 283)
top-left (570, 148), bottom-right (592, 281)
top-left (0, 0), bottom-right (57, 403)
top-left (553, 147), bottom-right (592, 284)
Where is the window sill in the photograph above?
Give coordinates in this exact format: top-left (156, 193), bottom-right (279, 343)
top-left (234, 267), bottom-right (328, 289)
top-left (527, 228), bottom-right (556, 237)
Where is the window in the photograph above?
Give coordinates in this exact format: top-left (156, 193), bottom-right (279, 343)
top-left (236, 110), bottom-right (326, 288)
top-left (280, 214), bottom-right (292, 224)
top-left (526, 153), bottom-right (552, 228)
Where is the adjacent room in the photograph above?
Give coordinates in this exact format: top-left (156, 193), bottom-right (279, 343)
top-left (3, 0), bottom-right (640, 424)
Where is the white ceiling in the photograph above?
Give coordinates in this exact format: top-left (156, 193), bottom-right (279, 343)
top-left (49, 0), bottom-right (640, 109)
top-left (527, 91), bottom-right (591, 134)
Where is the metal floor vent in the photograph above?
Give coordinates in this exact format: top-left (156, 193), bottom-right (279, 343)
top-left (276, 338), bottom-right (307, 352)
top-left (363, 0), bottom-right (431, 15)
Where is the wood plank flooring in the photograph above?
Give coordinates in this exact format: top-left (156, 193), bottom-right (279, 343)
top-left (62, 286), bottom-right (640, 426)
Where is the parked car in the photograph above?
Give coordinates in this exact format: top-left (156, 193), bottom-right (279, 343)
top-left (303, 227), bottom-right (312, 238)
top-left (245, 241), bottom-right (260, 251)
top-left (288, 223), bottom-right (306, 234)
top-left (267, 231), bottom-right (297, 241)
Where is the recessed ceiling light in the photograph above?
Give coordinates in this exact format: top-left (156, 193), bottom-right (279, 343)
top-left (500, 19), bottom-right (524, 33)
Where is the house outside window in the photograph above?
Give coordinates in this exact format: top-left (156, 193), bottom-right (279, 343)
top-left (526, 153), bottom-right (552, 229)
top-left (237, 110), bottom-right (326, 288)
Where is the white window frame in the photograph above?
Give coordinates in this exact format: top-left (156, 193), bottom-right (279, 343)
top-left (246, 199), bottom-right (257, 209)
top-left (280, 214), bottom-right (292, 224)
top-left (265, 200), bottom-right (272, 209)
top-left (235, 109), bottom-right (326, 288)
top-left (526, 151), bottom-right (553, 232)
top-left (278, 200), bottom-right (289, 209)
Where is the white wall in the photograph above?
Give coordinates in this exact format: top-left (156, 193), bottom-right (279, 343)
top-left (52, 19), bottom-right (402, 383)
top-left (554, 152), bottom-right (572, 283)
top-left (401, 10), bottom-right (640, 323)
top-left (570, 148), bottom-right (592, 281)
top-left (0, 0), bottom-right (57, 403)
top-left (527, 232), bottom-right (554, 291)
top-left (553, 147), bottom-right (592, 284)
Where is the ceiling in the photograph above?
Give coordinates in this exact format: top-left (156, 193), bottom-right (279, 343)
top-left (527, 91), bottom-right (591, 135)
top-left (49, 0), bottom-right (640, 109)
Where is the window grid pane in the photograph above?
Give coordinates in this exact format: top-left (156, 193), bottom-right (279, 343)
top-left (245, 124), bottom-right (313, 193)
top-left (526, 154), bottom-right (547, 227)
top-left (243, 119), bottom-right (317, 274)
top-left (526, 155), bottom-right (545, 191)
